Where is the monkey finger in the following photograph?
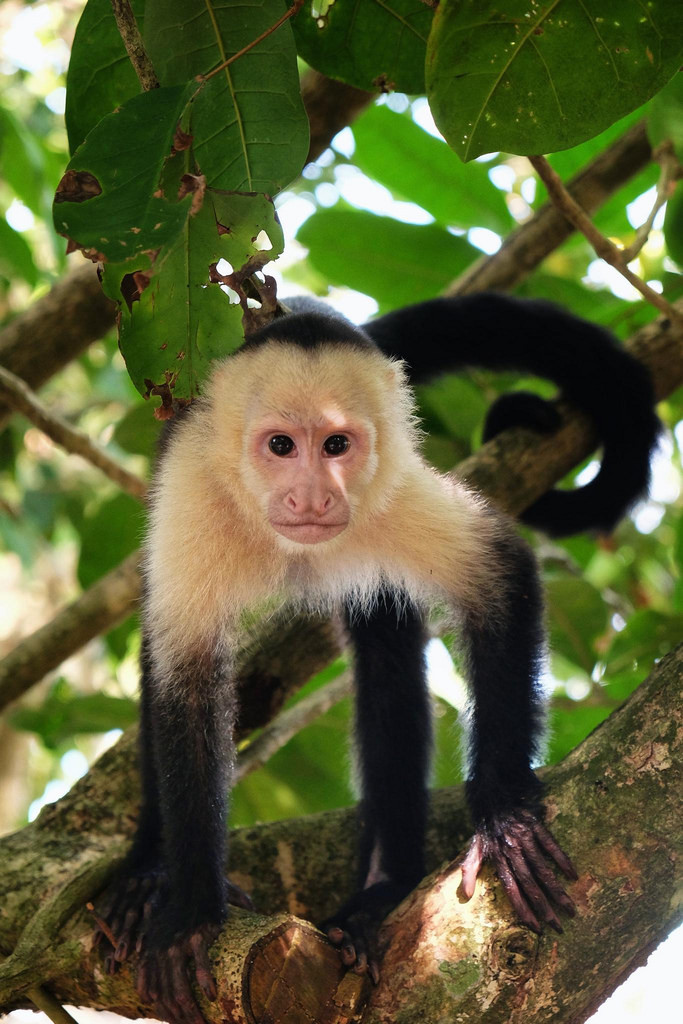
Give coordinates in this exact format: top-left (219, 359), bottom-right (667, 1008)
top-left (369, 960), bottom-right (381, 985)
top-left (190, 931), bottom-right (218, 1002)
top-left (519, 834), bottom-right (576, 916)
top-left (491, 851), bottom-right (541, 933)
top-left (532, 821), bottom-right (578, 880)
top-left (460, 833), bottom-right (484, 899)
top-left (325, 925), bottom-right (345, 945)
top-left (226, 880), bottom-right (253, 911)
top-left (501, 844), bottom-right (563, 932)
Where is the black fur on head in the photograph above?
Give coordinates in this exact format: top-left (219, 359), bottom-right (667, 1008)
top-left (241, 296), bottom-right (376, 355)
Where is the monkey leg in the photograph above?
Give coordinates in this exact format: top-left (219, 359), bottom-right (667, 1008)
top-left (322, 593), bottom-right (431, 980)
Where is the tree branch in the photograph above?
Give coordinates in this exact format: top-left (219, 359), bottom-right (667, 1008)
top-left (528, 154), bottom-right (682, 324)
top-left (0, 261), bottom-right (117, 431)
top-left (448, 121), bottom-right (652, 296)
top-left (0, 366), bottom-right (146, 500)
top-left (0, 643), bottom-right (679, 1021)
top-left (109, 0), bottom-right (159, 91)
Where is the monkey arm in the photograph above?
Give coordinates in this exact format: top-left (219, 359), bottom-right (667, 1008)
top-left (98, 634), bottom-right (250, 1024)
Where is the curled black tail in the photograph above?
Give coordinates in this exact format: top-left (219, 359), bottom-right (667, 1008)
top-left (364, 293), bottom-right (661, 537)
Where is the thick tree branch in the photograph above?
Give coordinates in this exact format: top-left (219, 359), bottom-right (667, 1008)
top-left (1, 304), bottom-right (680, 713)
top-left (0, 262), bottom-right (117, 431)
top-left (0, 643), bottom-right (679, 1021)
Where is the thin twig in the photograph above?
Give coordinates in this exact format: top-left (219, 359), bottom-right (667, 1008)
top-left (27, 986), bottom-right (81, 1024)
top-left (110, 0), bottom-right (159, 91)
top-left (201, 0), bottom-right (306, 82)
top-left (0, 365), bottom-right (147, 500)
top-left (621, 141), bottom-right (682, 262)
top-left (236, 671), bottom-right (352, 780)
top-left (529, 154), bottom-right (683, 324)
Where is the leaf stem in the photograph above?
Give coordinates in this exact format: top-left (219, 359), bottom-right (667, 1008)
top-left (201, 0), bottom-right (306, 82)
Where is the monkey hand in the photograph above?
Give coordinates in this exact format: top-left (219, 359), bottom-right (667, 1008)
top-left (460, 809), bottom-right (577, 933)
top-left (320, 880), bottom-right (413, 984)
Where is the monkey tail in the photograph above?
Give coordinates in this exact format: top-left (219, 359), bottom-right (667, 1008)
top-left (364, 292), bottom-right (661, 537)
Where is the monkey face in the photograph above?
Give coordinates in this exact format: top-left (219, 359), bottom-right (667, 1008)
top-left (247, 410), bottom-right (374, 545)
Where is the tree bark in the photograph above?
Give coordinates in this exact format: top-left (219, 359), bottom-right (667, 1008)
top-left (0, 644), bottom-right (680, 1022)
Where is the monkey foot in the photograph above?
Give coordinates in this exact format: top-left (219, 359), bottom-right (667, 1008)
top-left (320, 880), bottom-right (413, 984)
top-left (93, 864), bottom-right (251, 973)
top-left (460, 809), bottom-right (578, 933)
top-left (136, 921), bottom-right (222, 1024)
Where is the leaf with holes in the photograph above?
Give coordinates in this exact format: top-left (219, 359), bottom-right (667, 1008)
top-left (291, 0), bottom-right (434, 94)
top-left (53, 84), bottom-right (196, 264)
top-left (105, 190), bottom-right (284, 401)
top-left (427, 0), bottom-right (683, 161)
top-left (143, 0), bottom-right (308, 193)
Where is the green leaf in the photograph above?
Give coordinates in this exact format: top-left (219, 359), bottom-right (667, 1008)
top-left (113, 404), bottom-right (162, 459)
top-left (0, 218), bottom-right (38, 287)
top-left (65, 0), bottom-right (145, 153)
top-left (292, 0), bottom-right (433, 94)
top-left (11, 683), bottom-right (138, 749)
top-left (663, 185), bottom-right (683, 266)
top-left (426, 0), bottom-right (683, 161)
top-left (144, 0), bottom-right (308, 193)
top-left (545, 576), bottom-right (608, 669)
top-left (54, 84), bottom-right (196, 265)
top-left (108, 190), bottom-right (284, 398)
top-left (297, 208), bottom-right (478, 310)
top-left (0, 107), bottom-right (46, 214)
top-left (416, 376), bottom-right (488, 441)
top-left (78, 493), bottom-right (143, 589)
top-left (648, 73), bottom-right (683, 160)
top-left (352, 105), bottom-right (511, 233)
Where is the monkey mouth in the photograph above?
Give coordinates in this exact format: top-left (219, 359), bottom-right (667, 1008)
top-left (271, 520), bottom-right (348, 544)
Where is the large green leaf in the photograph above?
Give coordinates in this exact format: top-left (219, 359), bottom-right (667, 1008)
top-left (144, 0), bottom-right (308, 193)
top-left (78, 492), bottom-right (143, 589)
top-left (0, 218), bottom-right (38, 287)
top-left (297, 208), bottom-right (477, 310)
top-left (107, 190), bottom-right (284, 399)
top-left (292, 0), bottom-right (433, 94)
top-left (427, 0), bottom-right (683, 161)
top-left (352, 105), bottom-right (511, 233)
top-left (54, 84), bottom-right (196, 264)
top-left (65, 0), bottom-right (145, 154)
top-left (648, 73), bottom-right (683, 160)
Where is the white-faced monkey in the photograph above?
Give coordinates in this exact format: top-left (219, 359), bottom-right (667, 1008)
top-left (96, 293), bottom-right (660, 1022)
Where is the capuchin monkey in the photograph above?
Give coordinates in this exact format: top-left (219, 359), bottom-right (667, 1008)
top-left (97, 293), bottom-right (660, 1022)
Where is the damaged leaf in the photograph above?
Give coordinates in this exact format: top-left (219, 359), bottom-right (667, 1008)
top-left (107, 190), bottom-right (284, 403)
top-left (53, 83), bottom-right (198, 265)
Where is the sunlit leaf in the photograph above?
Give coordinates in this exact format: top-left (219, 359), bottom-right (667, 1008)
top-left (427, 0), bottom-right (683, 160)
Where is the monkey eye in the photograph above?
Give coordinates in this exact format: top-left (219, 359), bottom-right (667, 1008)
top-left (268, 435), bottom-right (295, 456)
top-left (323, 434), bottom-right (350, 457)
